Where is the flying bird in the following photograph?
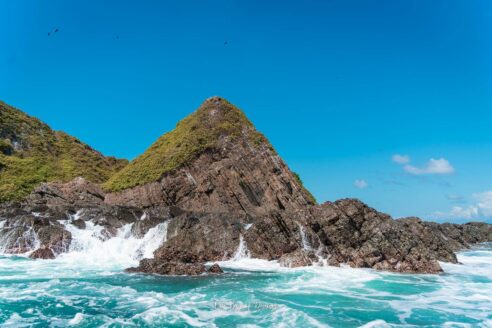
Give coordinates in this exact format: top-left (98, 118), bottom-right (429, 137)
top-left (48, 28), bottom-right (59, 36)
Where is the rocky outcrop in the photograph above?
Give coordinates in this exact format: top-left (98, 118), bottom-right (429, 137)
top-left (207, 263), bottom-right (224, 274)
top-left (126, 258), bottom-right (207, 276)
top-left (29, 247), bottom-right (55, 259)
top-left (1, 97), bottom-right (491, 276)
top-left (0, 212), bottom-right (72, 255)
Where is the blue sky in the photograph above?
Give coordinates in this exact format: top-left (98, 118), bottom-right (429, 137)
top-left (1, 0), bottom-right (491, 222)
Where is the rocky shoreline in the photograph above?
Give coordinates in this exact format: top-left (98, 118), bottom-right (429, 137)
top-left (1, 97), bottom-right (491, 275)
top-left (0, 175), bottom-right (490, 275)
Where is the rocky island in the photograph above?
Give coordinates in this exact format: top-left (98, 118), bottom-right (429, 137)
top-left (0, 97), bottom-right (490, 275)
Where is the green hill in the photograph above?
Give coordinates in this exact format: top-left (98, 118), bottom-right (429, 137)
top-left (103, 97), bottom-right (269, 192)
top-left (0, 101), bottom-right (128, 202)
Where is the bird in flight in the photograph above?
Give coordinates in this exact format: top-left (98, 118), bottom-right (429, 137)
top-left (48, 28), bottom-right (59, 36)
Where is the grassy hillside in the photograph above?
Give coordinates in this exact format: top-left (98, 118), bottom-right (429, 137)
top-left (104, 97), bottom-right (270, 192)
top-left (104, 97), bottom-right (316, 204)
top-left (0, 101), bottom-right (128, 202)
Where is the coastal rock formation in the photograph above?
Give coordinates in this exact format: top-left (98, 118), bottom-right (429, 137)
top-left (0, 101), bottom-right (127, 203)
top-left (0, 97), bottom-right (491, 275)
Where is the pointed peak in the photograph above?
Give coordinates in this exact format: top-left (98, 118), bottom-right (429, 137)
top-left (194, 96), bottom-right (249, 121)
top-left (104, 97), bottom-right (271, 192)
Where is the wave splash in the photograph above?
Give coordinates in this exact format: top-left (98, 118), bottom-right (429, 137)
top-left (56, 219), bottom-right (169, 269)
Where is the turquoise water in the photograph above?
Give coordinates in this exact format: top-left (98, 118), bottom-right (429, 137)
top-left (0, 244), bottom-right (491, 327)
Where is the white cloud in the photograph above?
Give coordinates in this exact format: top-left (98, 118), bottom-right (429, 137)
top-left (403, 158), bottom-right (455, 175)
top-left (434, 206), bottom-right (479, 220)
top-left (392, 154), bottom-right (410, 164)
top-left (475, 190), bottom-right (492, 217)
top-left (433, 190), bottom-right (492, 222)
top-left (354, 179), bottom-right (368, 189)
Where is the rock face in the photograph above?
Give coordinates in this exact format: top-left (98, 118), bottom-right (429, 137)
top-left (0, 97), bottom-right (491, 275)
top-left (105, 97), bottom-right (491, 275)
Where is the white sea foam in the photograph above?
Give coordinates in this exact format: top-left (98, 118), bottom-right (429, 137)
top-left (297, 222), bottom-right (312, 251)
top-left (0, 226), bottom-right (40, 254)
top-left (358, 319), bottom-right (391, 328)
top-left (232, 234), bottom-right (251, 260)
top-left (0, 219), bottom-right (491, 328)
top-left (68, 313), bottom-right (84, 325)
top-left (57, 220), bottom-right (169, 269)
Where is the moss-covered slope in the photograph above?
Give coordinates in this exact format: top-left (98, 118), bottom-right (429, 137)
top-left (104, 97), bottom-right (269, 192)
top-left (0, 101), bottom-right (128, 202)
top-left (104, 97), bottom-right (316, 204)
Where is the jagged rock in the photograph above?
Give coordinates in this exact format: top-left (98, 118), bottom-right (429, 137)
top-left (29, 247), bottom-right (55, 259)
top-left (36, 225), bottom-right (72, 255)
top-left (300, 199), bottom-right (455, 273)
top-left (127, 258), bottom-right (206, 276)
top-left (72, 219), bottom-right (86, 229)
top-left (0, 226), bottom-right (38, 254)
top-left (207, 263), bottom-right (224, 274)
top-left (129, 206), bottom-right (178, 238)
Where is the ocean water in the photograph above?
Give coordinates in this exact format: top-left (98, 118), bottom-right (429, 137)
top-left (0, 220), bottom-right (491, 327)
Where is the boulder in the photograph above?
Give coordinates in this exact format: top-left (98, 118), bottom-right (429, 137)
top-left (207, 263), bottom-right (224, 274)
top-left (126, 258), bottom-right (206, 276)
top-left (29, 247), bottom-right (55, 259)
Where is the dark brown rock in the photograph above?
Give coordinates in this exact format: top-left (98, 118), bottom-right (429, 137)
top-left (126, 258), bottom-right (206, 276)
top-left (29, 247), bottom-right (55, 259)
top-left (207, 263), bottom-right (224, 274)
top-left (36, 225), bottom-right (72, 255)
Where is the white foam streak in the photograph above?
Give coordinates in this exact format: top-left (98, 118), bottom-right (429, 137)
top-left (232, 234), bottom-right (250, 260)
top-left (297, 222), bottom-right (312, 251)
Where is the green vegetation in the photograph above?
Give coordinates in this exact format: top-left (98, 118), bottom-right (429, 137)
top-left (0, 98), bottom-right (318, 205)
top-left (293, 171), bottom-right (317, 204)
top-left (104, 97), bottom-right (269, 192)
top-left (0, 139), bottom-right (13, 155)
top-left (0, 101), bottom-right (128, 202)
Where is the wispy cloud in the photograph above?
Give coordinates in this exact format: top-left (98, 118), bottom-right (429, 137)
top-left (392, 154), bottom-right (410, 164)
top-left (434, 190), bottom-right (492, 222)
top-left (354, 179), bottom-right (368, 189)
top-left (445, 194), bottom-right (465, 203)
top-left (392, 155), bottom-right (455, 176)
top-left (403, 158), bottom-right (455, 175)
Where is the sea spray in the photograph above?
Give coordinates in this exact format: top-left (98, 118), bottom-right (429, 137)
top-left (297, 222), bottom-right (312, 251)
top-left (0, 226), bottom-right (39, 254)
top-left (232, 234), bottom-right (251, 260)
top-left (57, 220), bottom-right (169, 269)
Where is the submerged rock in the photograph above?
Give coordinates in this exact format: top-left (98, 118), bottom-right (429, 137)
top-left (207, 263), bottom-right (224, 274)
top-left (29, 247), bottom-right (55, 260)
top-left (126, 258), bottom-right (206, 276)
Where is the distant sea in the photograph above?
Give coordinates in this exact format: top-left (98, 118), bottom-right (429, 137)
top-left (0, 219), bottom-right (490, 327)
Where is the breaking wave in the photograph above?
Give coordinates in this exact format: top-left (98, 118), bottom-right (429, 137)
top-left (0, 213), bottom-right (491, 327)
